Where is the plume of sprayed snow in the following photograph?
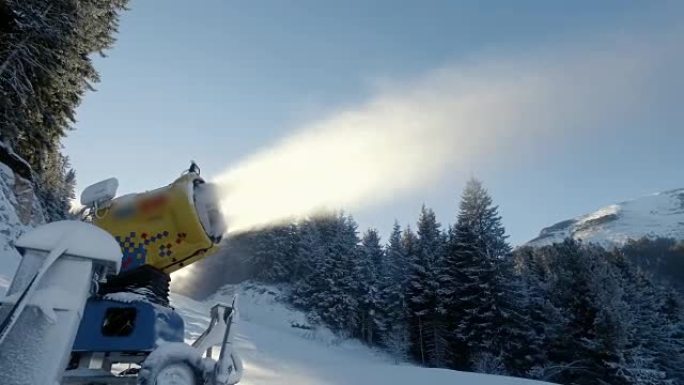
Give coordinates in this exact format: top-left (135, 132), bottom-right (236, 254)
top-left (214, 37), bottom-right (672, 234)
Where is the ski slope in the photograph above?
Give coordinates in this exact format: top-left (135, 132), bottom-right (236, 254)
top-left (172, 284), bottom-right (554, 385)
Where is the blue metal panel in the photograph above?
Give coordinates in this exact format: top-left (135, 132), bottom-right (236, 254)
top-left (72, 298), bottom-right (184, 353)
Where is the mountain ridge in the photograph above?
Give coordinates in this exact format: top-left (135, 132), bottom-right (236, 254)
top-left (527, 188), bottom-right (684, 247)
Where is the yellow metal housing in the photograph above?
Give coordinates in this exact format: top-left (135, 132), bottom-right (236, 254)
top-left (93, 173), bottom-right (219, 274)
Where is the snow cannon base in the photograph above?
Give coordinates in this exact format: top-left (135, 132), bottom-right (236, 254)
top-left (62, 297), bottom-right (242, 385)
top-left (70, 297), bottom-right (185, 354)
top-left (0, 220), bottom-right (242, 385)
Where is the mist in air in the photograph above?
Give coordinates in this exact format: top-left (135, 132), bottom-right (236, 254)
top-left (212, 37), bottom-right (667, 234)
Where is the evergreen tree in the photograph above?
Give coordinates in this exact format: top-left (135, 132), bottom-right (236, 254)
top-left (272, 223), bottom-right (300, 282)
top-left (510, 247), bottom-right (562, 378)
top-left (382, 321), bottom-right (411, 364)
top-left (401, 225), bottom-right (419, 278)
top-left (1, 0), bottom-right (128, 161)
top-left (406, 205), bottom-right (446, 366)
top-left (441, 220), bottom-right (497, 369)
top-left (250, 224), bottom-right (299, 283)
top-left (542, 241), bottom-right (607, 384)
top-left (377, 223), bottom-right (408, 323)
top-left (36, 151), bottom-right (76, 221)
top-left (656, 288), bottom-right (684, 383)
top-left (386, 221), bottom-right (409, 284)
top-left (361, 228), bottom-right (384, 272)
top-left (290, 218), bottom-right (326, 311)
top-left (458, 178), bottom-right (512, 259)
top-left (298, 213), bottom-right (361, 335)
top-left (0, 0), bottom-right (128, 219)
top-left (377, 222), bottom-right (409, 351)
top-left (354, 228), bottom-right (383, 344)
top-left (602, 250), bottom-right (669, 385)
top-left (437, 178), bottom-right (518, 373)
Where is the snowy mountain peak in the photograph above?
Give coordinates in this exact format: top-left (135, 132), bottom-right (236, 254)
top-left (528, 188), bottom-right (684, 247)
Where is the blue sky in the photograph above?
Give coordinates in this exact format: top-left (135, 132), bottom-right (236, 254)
top-left (66, 0), bottom-right (684, 245)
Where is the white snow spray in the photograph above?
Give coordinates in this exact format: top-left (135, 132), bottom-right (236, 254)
top-left (212, 38), bottom-right (668, 234)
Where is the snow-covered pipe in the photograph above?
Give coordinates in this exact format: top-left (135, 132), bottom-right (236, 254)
top-left (190, 299), bottom-right (243, 385)
top-left (0, 221), bottom-right (121, 385)
top-left (214, 297), bottom-right (243, 385)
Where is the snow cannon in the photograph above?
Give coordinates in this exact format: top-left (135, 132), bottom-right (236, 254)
top-left (87, 161), bottom-right (226, 275)
top-left (0, 162), bottom-right (242, 385)
top-left (81, 162), bottom-right (226, 305)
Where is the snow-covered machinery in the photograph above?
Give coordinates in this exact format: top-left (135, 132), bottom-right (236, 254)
top-left (0, 221), bottom-right (122, 385)
top-left (0, 163), bottom-right (242, 385)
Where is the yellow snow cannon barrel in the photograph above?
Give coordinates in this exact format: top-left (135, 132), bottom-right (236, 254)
top-left (92, 170), bottom-right (226, 275)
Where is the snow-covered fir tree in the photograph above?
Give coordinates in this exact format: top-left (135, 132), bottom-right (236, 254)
top-left (658, 289), bottom-right (684, 383)
top-left (36, 151), bottom-right (76, 221)
top-left (509, 247), bottom-right (562, 378)
top-left (354, 228), bottom-right (384, 344)
top-left (406, 205), bottom-right (446, 366)
top-left (290, 218), bottom-right (326, 310)
top-left (292, 214), bottom-right (361, 335)
top-left (401, 225), bottom-right (419, 279)
top-left (0, 0), bottom-right (128, 219)
top-left (440, 220), bottom-right (498, 369)
top-left (1, 0), bottom-right (128, 158)
top-left (605, 250), bottom-right (671, 385)
top-left (458, 178), bottom-right (512, 259)
top-left (437, 178), bottom-right (520, 373)
top-left (387, 221), bottom-right (410, 284)
top-left (247, 224), bottom-right (299, 283)
top-left (376, 222), bottom-right (410, 344)
top-left (541, 241), bottom-right (610, 384)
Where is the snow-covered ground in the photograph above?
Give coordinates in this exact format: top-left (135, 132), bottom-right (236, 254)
top-left (172, 284), bottom-right (554, 385)
top-left (528, 188), bottom-right (684, 247)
